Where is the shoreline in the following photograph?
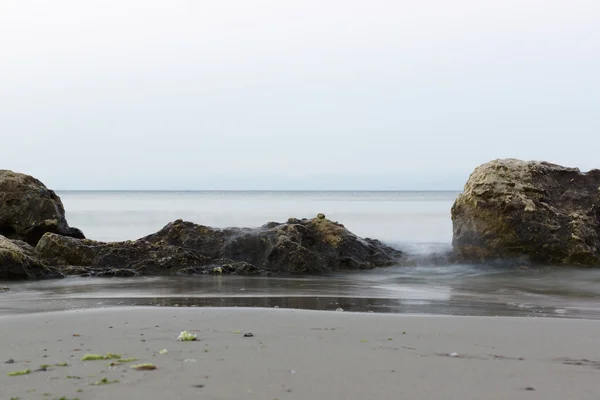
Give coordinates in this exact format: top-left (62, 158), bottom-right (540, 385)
top-left (1, 307), bottom-right (600, 399)
top-left (0, 304), bottom-right (597, 321)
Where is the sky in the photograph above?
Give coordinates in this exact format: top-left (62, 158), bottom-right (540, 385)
top-left (1, 0), bottom-right (599, 190)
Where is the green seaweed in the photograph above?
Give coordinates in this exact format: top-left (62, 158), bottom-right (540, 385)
top-left (117, 357), bottom-right (138, 363)
top-left (55, 362), bottom-right (68, 367)
top-left (92, 377), bottom-right (119, 385)
top-left (177, 331), bottom-right (197, 341)
top-left (7, 369), bottom-right (31, 376)
top-left (81, 353), bottom-right (121, 361)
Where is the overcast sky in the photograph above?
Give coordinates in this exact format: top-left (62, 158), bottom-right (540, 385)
top-left (1, 0), bottom-right (599, 190)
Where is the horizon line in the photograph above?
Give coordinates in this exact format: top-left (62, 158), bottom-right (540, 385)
top-left (55, 189), bottom-right (463, 192)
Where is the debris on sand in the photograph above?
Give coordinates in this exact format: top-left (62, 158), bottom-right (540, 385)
top-left (117, 358), bottom-right (138, 363)
top-left (7, 369), bottom-right (31, 376)
top-left (130, 363), bottom-right (157, 371)
top-left (177, 331), bottom-right (197, 341)
top-left (92, 377), bottom-right (119, 385)
top-left (81, 353), bottom-right (121, 361)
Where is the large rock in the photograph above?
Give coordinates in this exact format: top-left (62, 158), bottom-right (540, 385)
top-left (452, 159), bottom-right (600, 265)
top-left (0, 235), bottom-right (58, 279)
top-left (0, 170), bottom-right (85, 246)
top-left (36, 214), bottom-right (402, 276)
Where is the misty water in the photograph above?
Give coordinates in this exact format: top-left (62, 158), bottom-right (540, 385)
top-left (2, 191), bottom-right (600, 319)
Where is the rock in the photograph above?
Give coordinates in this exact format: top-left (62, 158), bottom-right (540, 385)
top-left (36, 234), bottom-right (214, 276)
top-left (0, 235), bottom-right (59, 279)
top-left (142, 216), bottom-right (402, 273)
top-left (0, 170), bottom-right (85, 246)
top-left (35, 215), bottom-right (402, 276)
top-left (452, 159), bottom-right (600, 265)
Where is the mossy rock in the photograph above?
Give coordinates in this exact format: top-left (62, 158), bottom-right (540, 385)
top-left (452, 159), bottom-right (600, 266)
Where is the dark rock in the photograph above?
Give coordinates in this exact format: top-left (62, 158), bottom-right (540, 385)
top-left (0, 235), bottom-right (60, 279)
top-left (34, 215), bottom-right (402, 276)
top-left (243, 333), bottom-right (254, 337)
top-left (36, 234), bottom-right (214, 275)
top-left (452, 159), bottom-right (600, 265)
top-left (0, 170), bottom-right (85, 246)
top-left (5, 358), bottom-right (14, 364)
top-left (142, 216), bottom-right (402, 273)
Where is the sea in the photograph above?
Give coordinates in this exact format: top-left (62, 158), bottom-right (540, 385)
top-left (2, 191), bottom-right (600, 319)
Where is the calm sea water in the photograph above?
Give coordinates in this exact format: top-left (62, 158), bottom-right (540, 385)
top-left (60, 191), bottom-right (456, 253)
top-left (2, 191), bottom-right (600, 319)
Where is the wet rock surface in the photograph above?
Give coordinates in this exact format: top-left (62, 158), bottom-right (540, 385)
top-left (0, 170), bottom-right (84, 246)
top-left (0, 235), bottom-right (59, 279)
top-left (34, 215), bottom-right (402, 277)
top-left (452, 159), bottom-right (600, 266)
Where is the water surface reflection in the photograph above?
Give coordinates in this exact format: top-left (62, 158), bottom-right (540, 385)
top-left (1, 265), bottom-right (599, 319)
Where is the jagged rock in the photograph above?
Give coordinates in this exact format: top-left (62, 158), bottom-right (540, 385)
top-left (0, 170), bottom-right (84, 246)
top-left (35, 215), bottom-right (402, 276)
top-left (452, 159), bottom-right (600, 265)
top-left (36, 234), bottom-right (214, 275)
top-left (0, 235), bottom-right (59, 279)
top-left (142, 215), bottom-right (402, 273)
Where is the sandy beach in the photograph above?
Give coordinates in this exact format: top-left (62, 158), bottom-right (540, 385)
top-left (0, 307), bottom-right (599, 400)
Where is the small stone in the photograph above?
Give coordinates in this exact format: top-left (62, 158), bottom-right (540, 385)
top-left (336, 307), bottom-right (344, 312)
top-left (449, 353), bottom-right (459, 357)
top-left (130, 363), bottom-right (157, 371)
top-left (244, 333), bottom-right (254, 337)
top-left (192, 384), bottom-right (205, 388)
top-left (524, 387), bottom-right (536, 391)
top-left (5, 359), bottom-right (15, 364)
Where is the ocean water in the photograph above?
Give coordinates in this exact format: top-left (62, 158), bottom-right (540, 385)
top-left (2, 191), bottom-right (600, 319)
top-left (59, 191), bottom-right (456, 253)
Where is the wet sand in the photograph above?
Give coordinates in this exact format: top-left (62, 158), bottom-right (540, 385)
top-left (1, 308), bottom-right (600, 400)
